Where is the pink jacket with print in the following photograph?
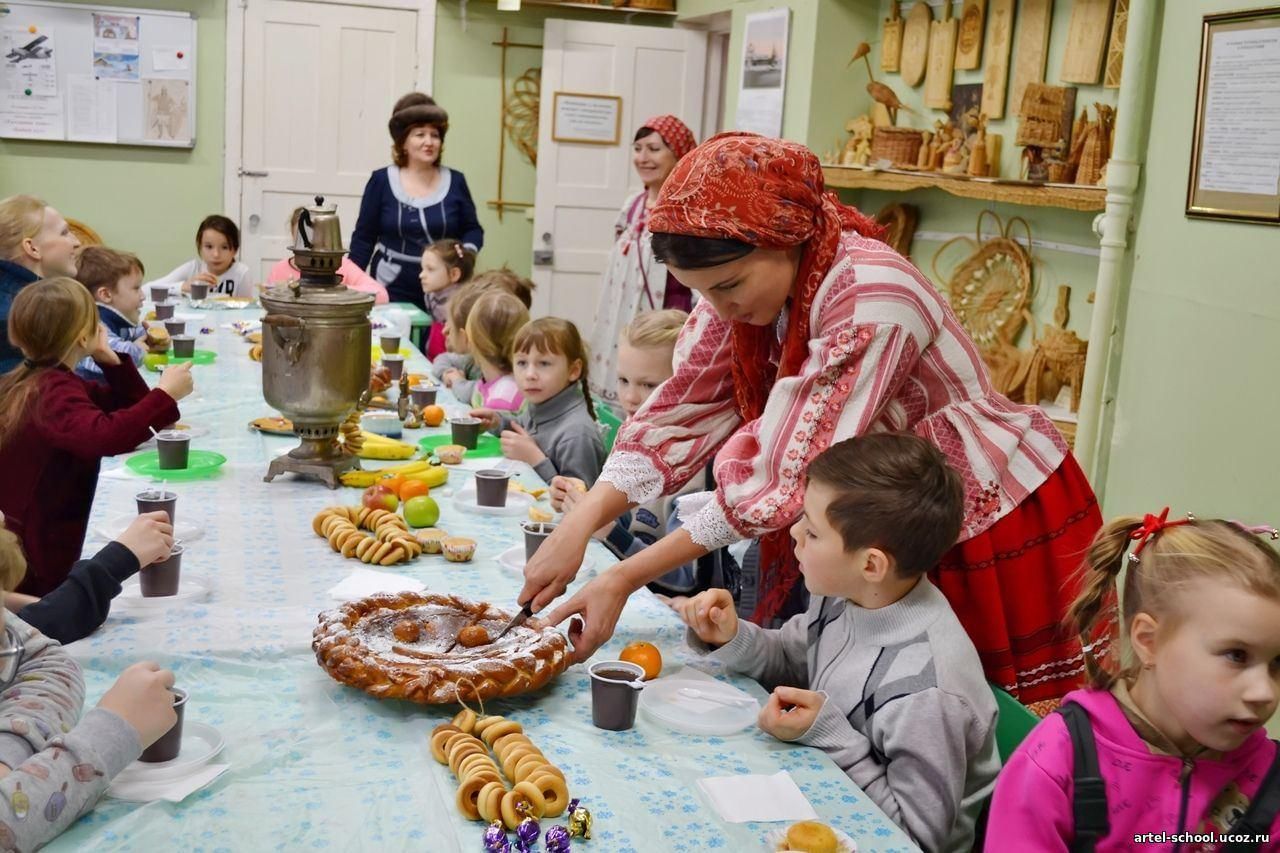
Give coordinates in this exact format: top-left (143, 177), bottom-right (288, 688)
top-left (986, 688), bottom-right (1280, 852)
top-left (266, 257), bottom-right (389, 304)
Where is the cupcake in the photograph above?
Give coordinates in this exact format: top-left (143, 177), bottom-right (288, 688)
top-left (441, 537), bottom-right (476, 563)
top-left (416, 528), bottom-right (449, 554)
top-left (780, 821), bottom-right (839, 853)
top-left (435, 444), bottom-right (467, 465)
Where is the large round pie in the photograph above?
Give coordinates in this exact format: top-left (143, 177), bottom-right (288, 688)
top-left (312, 591), bottom-right (571, 703)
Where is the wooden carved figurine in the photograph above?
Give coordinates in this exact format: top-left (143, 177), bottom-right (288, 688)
top-left (850, 41), bottom-right (916, 125)
top-left (967, 112), bottom-right (989, 177)
top-left (840, 114), bottom-right (875, 165)
top-left (916, 131), bottom-right (934, 169)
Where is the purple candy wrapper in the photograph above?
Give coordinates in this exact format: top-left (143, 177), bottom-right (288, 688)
top-left (517, 817), bottom-right (540, 847)
top-left (544, 825), bottom-right (571, 853)
top-left (484, 820), bottom-right (510, 853)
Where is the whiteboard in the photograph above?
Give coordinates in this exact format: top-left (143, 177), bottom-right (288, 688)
top-left (0, 0), bottom-right (196, 147)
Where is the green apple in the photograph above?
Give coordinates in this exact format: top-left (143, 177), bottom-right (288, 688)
top-left (403, 495), bottom-right (440, 529)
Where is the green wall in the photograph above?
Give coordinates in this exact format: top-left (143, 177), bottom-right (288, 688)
top-left (1100, 0), bottom-right (1279, 522)
top-left (0, 0), bottom-right (226, 276)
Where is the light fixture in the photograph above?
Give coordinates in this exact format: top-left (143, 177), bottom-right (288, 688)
top-left (497, 0), bottom-right (521, 10)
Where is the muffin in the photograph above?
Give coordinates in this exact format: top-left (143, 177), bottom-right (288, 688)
top-left (781, 821), bottom-right (839, 853)
top-left (441, 537), bottom-right (476, 563)
top-left (435, 444), bottom-right (467, 465)
top-left (416, 528), bottom-right (448, 554)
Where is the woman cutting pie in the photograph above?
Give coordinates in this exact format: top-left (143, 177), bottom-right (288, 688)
top-left (522, 133), bottom-right (1102, 709)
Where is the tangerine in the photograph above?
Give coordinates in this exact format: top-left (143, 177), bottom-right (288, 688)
top-left (619, 641), bottom-right (662, 681)
top-left (399, 479), bottom-right (431, 501)
top-left (423, 405), bottom-right (446, 427)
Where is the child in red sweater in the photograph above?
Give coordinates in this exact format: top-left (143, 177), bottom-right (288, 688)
top-left (0, 278), bottom-right (193, 596)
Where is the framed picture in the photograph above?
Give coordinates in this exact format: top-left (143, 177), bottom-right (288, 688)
top-left (1185, 6), bottom-right (1280, 224)
top-left (551, 92), bottom-right (622, 146)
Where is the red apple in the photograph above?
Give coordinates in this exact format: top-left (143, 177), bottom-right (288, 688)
top-left (362, 484), bottom-right (399, 512)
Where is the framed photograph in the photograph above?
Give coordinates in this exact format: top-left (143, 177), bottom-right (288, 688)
top-left (735, 7), bottom-right (790, 138)
top-left (1185, 6), bottom-right (1280, 224)
top-left (551, 92), bottom-right (622, 146)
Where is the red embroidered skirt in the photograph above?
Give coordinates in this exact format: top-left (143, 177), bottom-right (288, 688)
top-left (931, 454), bottom-right (1103, 709)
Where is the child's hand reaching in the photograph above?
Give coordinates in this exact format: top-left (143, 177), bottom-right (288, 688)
top-left (158, 362), bottom-right (194, 401)
top-left (116, 511), bottom-right (174, 567)
top-left (97, 661), bottom-right (178, 747)
top-left (500, 422), bottom-right (545, 467)
top-left (468, 407), bottom-right (500, 431)
top-left (182, 272), bottom-right (217, 295)
top-left (675, 588), bottom-right (738, 647)
top-left (441, 368), bottom-right (464, 388)
top-left (758, 686), bottom-right (824, 741)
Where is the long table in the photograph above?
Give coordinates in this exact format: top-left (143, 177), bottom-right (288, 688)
top-left (49, 307), bottom-right (919, 852)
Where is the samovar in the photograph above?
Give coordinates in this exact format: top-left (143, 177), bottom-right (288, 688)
top-left (262, 196), bottom-right (374, 488)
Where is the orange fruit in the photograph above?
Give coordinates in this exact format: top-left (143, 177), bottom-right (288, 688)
top-left (619, 641), bottom-right (662, 681)
top-left (399, 479), bottom-right (430, 501)
top-left (423, 405), bottom-right (445, 427)
top-left (379, 475), bottom-right (404, 495)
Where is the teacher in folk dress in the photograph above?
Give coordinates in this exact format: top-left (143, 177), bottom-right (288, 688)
top-left (522, 133), bottom-right (1103, 709)
top-left (348, 93), bottom-right (484, 311)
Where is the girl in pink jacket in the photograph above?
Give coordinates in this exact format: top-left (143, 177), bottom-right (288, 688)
top-left (987, 510), bottom-right (1280, 852)
top-left (265, 207), bottom-right (388, 304)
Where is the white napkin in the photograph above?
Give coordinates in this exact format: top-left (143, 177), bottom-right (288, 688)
top-left (696, 770), bottom-right (818, 823)
top-left (327, 567), bottom-right (426, 601)
top-left (107, 763), bottom-right (229, 803)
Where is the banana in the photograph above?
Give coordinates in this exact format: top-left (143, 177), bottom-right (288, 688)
top-left (400, 466), bottom-right (449, 489)
top-left (357, 443), bottom-right (417, 461)
top-left (339, 459), bottom-right (437, 488)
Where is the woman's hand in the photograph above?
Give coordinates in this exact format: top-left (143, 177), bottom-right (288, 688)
top-left (520, 519), bottom-right (591, 614)
top-left (468, 407), bottom-right (500, 431)
top-left (549, 476), bottom-right (587, 512)
top-left (90, 325), bottom-right (121, 366)
top-left (540, 571), bottom-right (633, 664)
top-left (157, 362), bottom-right (194, 401)
top-left (500, 423), bottom-right (544, 467)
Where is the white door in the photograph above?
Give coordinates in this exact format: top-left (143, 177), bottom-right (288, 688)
top-left (531, 20), bottom-right (707, 331)
top-left (237, 0), bottom-right (419, 282)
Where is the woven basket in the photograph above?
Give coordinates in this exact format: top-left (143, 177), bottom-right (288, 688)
top-left (871, 127), bottom-right (923, 168)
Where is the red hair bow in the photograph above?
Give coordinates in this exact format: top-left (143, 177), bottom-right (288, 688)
top-left (1128, 507), bottom-right (1192, 564)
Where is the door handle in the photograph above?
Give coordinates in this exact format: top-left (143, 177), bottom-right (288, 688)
top-left (238, 167), bottom-right (269, 177)
top-left (533, 231), bottom-right (554, 266)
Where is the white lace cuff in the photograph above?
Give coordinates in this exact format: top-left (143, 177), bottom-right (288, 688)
top-left (678, 492), bottom-right (744, 551)
top-left (598, 451), bottom-right (664, 505)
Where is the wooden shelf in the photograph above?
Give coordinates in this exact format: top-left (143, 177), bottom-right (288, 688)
top-left (822, 165), bottom-right (1108, 212)
top-left (518, 0), bottom-right (677, 15)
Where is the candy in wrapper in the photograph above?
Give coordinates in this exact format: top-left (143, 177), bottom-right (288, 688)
top-left (545, 825), bottom-right (572, 853)
top-left (568, 805), bottom-right (593, 840)
top-left (568, 798), bottom-right (580, 813)
top-left (516, 817), bottom-right (540, 847)
top-left (513, 840), bottom-right (533, 853)
top-left (484, 820), bottom-right (511, 853)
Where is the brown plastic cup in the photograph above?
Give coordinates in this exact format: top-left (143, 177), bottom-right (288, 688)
top-left (154, 301), bottom-right (177, 321)
top-left (135, 489), bottom-right (178, 524)
top-left (522, 521), bottom-right (557, 562)
top-left (140, 543), bottom-right (184, 597)
top-left (410, 384), bottom-right (437, 408)
top-left (379, 335), bottom-right (401, 355)
top-left (382, 354), bottom-right (405, 381)
top-left (171, 335), bottom-right (196, 358)
top-left (149, 284), bottom-right (170, 302)
top-left (450, 417), bottom-right (482, 450)
top-left (164, 320), bottom-right (186, 337)
top-left (155, 431), bottom-right (191, 469)
top-left (139, 688), bottom-right (187, 763)
top-left (474, 469), bottom-right (511, 507)
top-left (589, 661), bottom-right (645, 731)
top-left (188, 282), bottom-right (210, 301)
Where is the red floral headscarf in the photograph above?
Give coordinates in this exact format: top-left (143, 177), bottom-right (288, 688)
top-left (649, 132), bottom-right (885, 624)
top-left (640, 115), bottom-right (697, 161)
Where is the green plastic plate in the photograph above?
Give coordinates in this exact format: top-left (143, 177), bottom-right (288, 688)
top-left (125, 449), bottom-right (227, 480)
top-left (419, 433), bottom-right (503, 459)
top-left (146, 349), bottom-right (217, 371)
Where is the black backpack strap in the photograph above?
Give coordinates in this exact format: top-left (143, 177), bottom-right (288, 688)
top-left (1222, 740), bottom-right (1280, 852)
top-left (1057, 702), bottom-right (1110, 853)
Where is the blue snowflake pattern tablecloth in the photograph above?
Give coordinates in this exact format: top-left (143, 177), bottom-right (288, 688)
top-left (48, 309), bottom-right (919, 853)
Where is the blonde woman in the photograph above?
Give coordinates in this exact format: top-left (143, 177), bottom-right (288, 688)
top-left (0, 195), bottom-right (81, 371)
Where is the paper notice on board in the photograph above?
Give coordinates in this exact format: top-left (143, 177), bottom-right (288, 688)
top-left (66, 74), bottom-right (117, 142)
top-left (0, 93), bottom-right (64, 139)
top-left (153, 47), bottom-right (190, 73)
top-left (1197, 27), bottom-right (1280, 196)
top-left (92, 13), bottom-right (139, 54)
top-left (143, 78), bottom-right (189, 142)
top-left (734, 9), bottom-right (789, 138)
top-left (2, 27), bottom-right (58, 96)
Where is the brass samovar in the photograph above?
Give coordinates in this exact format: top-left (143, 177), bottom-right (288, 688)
top-left (262, 196), bottom-right (373, 488)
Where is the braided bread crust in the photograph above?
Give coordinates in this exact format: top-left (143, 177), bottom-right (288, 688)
top-left (312, 592), bottom-right (570, 704)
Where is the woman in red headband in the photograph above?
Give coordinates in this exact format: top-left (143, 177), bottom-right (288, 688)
top-left (524, 133), bottom-right (1101, 709)
top-left (586, 115), bottom-right (698, 417)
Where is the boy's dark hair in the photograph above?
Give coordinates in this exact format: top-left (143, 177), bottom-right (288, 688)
top-left (75, 245), bottom-right (144, 295)
top-left (806, 433), bottom-right (964, 578)
top-left (196, 215), bottom-right (241, 253)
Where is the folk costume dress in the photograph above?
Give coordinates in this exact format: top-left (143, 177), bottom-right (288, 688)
top-left (598, 133), bottom-right (1103, 707)
top-left (586, 115), bottom-right (697, 415)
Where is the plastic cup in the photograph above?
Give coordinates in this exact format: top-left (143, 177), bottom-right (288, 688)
top-left (522, 521), bottom-right (557, 562)
top-left (171, 335), bottom-right (196, 358)
top-left (149, 284), bottom-right (170, 302)
top-left (474, 469), bottom-right (511, 507)
top-left (589, 661), bottom-right (645, 731)
top-left (410, 384), bottom-right (437, 408)
top-left (164, 320), bottom-right (186, 337)
top-left (139, 688), bottom-right (187, 762)
top-left (135, 489), bottom-right (177, 524)
top-left (379, 335), bottom-right (401, 355)
top-left (140, 543), bottom-right (184, 597)
top-left (154, 301), bottom-right (176, 321)
top-left (382, 354), bottom-right (405, 381)
top-left (189, 282), bottom-right (210, 301)
top-left (450, 417), bottom-right (482, 450)
top-left (155, 430), bottom-right (191, 469)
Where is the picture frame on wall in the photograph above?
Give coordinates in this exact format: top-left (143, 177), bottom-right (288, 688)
top-left (1185, 6), bottom-right (1280, 225)
top-left (551, 92), bottom-right (622, 146)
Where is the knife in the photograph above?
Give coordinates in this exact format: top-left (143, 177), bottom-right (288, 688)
top-left (492, 602), bottom-right (535, 643)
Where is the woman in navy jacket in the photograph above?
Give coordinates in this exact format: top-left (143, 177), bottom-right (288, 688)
top-left (349, 93), bottom-right (484, 310)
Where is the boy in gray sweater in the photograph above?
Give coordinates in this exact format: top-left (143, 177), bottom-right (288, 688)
top-left (678, 433), bottom-right (999, 853)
